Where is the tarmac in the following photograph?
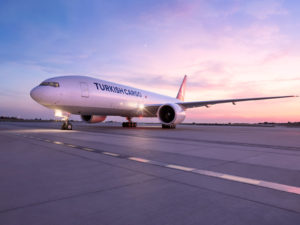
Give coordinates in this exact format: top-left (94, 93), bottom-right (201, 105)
top-left (0, 121), bottom-right (300, 225)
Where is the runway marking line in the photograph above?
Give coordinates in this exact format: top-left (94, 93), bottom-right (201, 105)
top-left (192, 170), bottom-right (260, 185)
top-left (82, 147), bottom-right (95, 152)
top-left (128, 157), bottom-right (150, 163)
top-left (20, 134), bottom-right (300, 196)
top-left (103, 152), bottom-right (119, 157)
top-left (259, 181), bottom-right (300, 195)
top-left (166, 164), bottom-right (195, 172)
top-left (66, 144), bottom-right (77, 148)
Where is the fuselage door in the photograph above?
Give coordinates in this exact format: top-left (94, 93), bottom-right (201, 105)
top-left (80, 82), bottom-right (89, 98)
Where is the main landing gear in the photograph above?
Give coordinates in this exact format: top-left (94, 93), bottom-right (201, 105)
top-left (61, 120), bottom-right (72, 130)
top-left (122, 117), bottom-right (137, 128)
top-left (162, 124), bottom-right (176, 129)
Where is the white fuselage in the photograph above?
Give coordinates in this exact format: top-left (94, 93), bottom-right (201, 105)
top-left (30, 75), bottom-right (180, 117)
top-left (30, 75), bottom-right (296, 128)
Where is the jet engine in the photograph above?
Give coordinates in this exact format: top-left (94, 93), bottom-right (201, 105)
top-left (81, 115), bottom-right (106, 123)
top-left (157, 103), bottom-right (185, 125)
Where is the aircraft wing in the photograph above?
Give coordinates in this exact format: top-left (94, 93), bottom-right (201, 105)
top-left (143, 95), bottom-right (296, 115)
top-left (177, 95), bottom-right (296, 109)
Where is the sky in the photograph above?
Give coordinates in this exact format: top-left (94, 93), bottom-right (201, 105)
top-left (0, 0), bottom-right (300, 123)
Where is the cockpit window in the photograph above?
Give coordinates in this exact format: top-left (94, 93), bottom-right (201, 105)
top-left (40, 82), bottom-right (60, 87)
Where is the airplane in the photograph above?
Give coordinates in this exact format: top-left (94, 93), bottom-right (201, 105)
top-left (30, 75), bottom-right (296, 130)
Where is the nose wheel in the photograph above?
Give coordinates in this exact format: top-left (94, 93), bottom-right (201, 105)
top-left (61, 121), bottom-right (72, 130)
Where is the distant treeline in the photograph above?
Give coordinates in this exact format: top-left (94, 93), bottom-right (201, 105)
top-left (182, 122), bottom-right (300, 127)
top-left (0, 116), bottom-right (80, 122)
top-left (0, 116), bottom-right (55, 122)
top-left (0, 116), bottom-right (22, 120)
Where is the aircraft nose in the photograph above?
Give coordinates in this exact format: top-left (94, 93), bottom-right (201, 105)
top-left (30, 86), bottom-right (40, 102)
top-left (30, 86), bottom-right (60, 105)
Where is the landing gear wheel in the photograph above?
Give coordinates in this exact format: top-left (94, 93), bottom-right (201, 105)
top-left (122, 122), bottom-right (137, 128)
top-left (61, 123), bottom-right (66, 130)
top-left (66, 123), bottom-right (72, 130)
top-left (162, 124), bottom-right (176, 129)
top-left (61, 122), bottom-right (72, 130)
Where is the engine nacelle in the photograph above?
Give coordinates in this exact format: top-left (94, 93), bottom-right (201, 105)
top-left (158, 103), bottom-right (186, 125)
top-left (81, 115), bottom-right (106, 123)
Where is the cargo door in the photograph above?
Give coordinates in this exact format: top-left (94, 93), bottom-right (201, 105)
top-left (80, 82), bottom-right (89, 98)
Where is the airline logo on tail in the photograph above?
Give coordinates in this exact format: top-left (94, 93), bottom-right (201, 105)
top-left (176, 75), bottom-right (187, 101)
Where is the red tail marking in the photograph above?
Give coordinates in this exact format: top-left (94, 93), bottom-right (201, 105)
top-left (176, 75), bottom-right (187, 101)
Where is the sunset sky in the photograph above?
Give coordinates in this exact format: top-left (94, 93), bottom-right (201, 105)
top-left (1, 0), bottom-right (299, 123)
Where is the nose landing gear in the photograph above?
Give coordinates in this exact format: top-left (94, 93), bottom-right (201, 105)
top-left (61, 121), bottom-right (73, 130)
top-left (162, 124), bottom-right (176, 129)
top-left (54, 110), bottom-right (72, 130)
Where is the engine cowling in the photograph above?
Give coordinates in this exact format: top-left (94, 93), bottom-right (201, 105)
top-left (158, 103), bottom-right (186, 125)
top-left (81, 115), bottom-right (106, 123)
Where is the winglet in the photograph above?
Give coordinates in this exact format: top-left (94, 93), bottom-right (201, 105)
top-left (176, 75), bottom-right (187, 101)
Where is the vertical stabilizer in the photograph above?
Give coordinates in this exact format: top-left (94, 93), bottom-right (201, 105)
top-left (176, 75), bottom-right (187, 101)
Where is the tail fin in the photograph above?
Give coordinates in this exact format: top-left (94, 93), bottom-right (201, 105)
top-left (176, 75), bottom-right (187, 101)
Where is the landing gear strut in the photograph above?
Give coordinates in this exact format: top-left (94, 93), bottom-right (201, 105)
top-left (61, 120), bottom-right (72, 130)
top-left (162, 124), bottom-right (176, 129)
top-left (122, 117), bottom-right (137, 128)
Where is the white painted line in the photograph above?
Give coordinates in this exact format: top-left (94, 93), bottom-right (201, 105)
top-left (166, 164), bottom-right (195, 172)
top-left (259, 181), bottom-right (300, 195)
top-left (83, 147), bottom-right (95, 152)
top-left (192, 169), bottom-right (300, 195)
top-left (128, 157), bottom-right (150, 163)
top-left (221, 174), bottom-right (260, 185)
top-left (103, 152), bottom-right (119, 157)
top-left (53, 141), bottom-right (63, 145)
top-left (44, 140), bottom-right (51, 142)
top-left (193, 169), bottom-right (261, 185)
top-left (67, 144), bottom-right (76, 148)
